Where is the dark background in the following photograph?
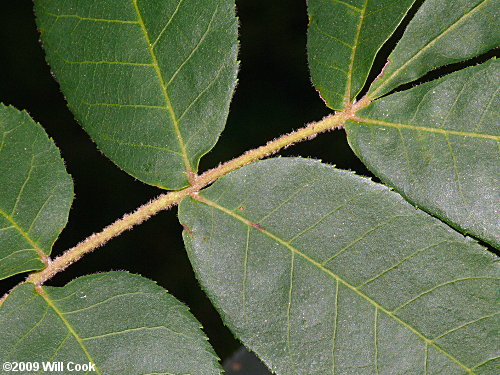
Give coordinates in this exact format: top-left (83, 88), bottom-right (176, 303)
top-left (11, 0), bottom-right (493, 364)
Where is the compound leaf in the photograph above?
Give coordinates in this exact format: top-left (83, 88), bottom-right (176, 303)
top-left (0, 104), bottom-right (73, 281)
top-left (34, 0), bottom-right (239, 189)
top-left (0, 272), bottom-right (222, 375)
top-left (347, 59), bottom-right (499, 247)
top-left (369, 0), bottom-right (500, 98)
top-left (179, 158), bottom-right (499, 375)
top-left (307, 0), bottom-right (416, 110)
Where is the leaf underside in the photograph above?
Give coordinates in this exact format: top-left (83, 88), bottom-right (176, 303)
top-left (179, 158), bottom-right (499, 375)
top-left (0, 272), bottom-right (222, 375)
top-left (307, 0), bottom-right (416, 110)
top-left (34, 0), bottom-right (239, 189)
top-left (308, 0), bottom-right (499, 246)
top-left (347, 59), bottom-right (500, 247)
top-left (0, 104), bottom-right (73, 281)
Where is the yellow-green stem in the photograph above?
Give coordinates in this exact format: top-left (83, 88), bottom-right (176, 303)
top-left (21, 100), bottom-right (368, 290)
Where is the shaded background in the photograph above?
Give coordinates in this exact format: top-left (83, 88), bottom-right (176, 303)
top-left (0, 0), bottom-right (373, 362)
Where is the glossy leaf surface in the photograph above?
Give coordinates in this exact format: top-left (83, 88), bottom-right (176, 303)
top-left (0, 104), bottom-right (73, 280)
top-left (307, 0), bottom-right (416, 110)
top-left (35, 0), bottom-right (239, 189)
top-left (179, 158), bottom-right (499, 375)
top-left (369, 0), bottom-right (500, 98)
top-left (0, 272), bottom-right (222, 375)
top-left (347, 59), bottom-right (499, 247)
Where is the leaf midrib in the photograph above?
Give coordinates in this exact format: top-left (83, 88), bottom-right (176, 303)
top-left (352, 117), bottom-right (500, 140)
top-left (132, 0), bottom-right (193, 178)
top-left (0, 207), bottom-right (46, 262)
top-left (370, 0), bottom-right (492, 98)
top-left (37, 288), bottom-right (102, 375)
top-left (195, 194), bottom-right (476, 374)
top-left (345, 0), bottom-right (368, 106)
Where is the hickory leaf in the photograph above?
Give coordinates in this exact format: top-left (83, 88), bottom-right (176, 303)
top-left (34, 0), bottom-right (239, 189)
top-left (307, 0), bottom-right (499, 246)
top-left (0, 104), bottom-right (73, 281)
top-left (0, 272), bottom-right (222, 375)
top-left (307, 0), bottom-right (416, 110)
top-left (0, 1), bottom-right (498, 374)
top-left (368, 0), bottom-right (500, 98)
top-left (179, 158), bottom-right (499, 375)
top-left (346, 59), bottom-right (500, 247)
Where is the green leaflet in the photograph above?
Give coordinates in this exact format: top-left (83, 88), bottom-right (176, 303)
top-left (307, 0), bottom-right (499, 245)
top-left (0, 104), bottom-right (73, 280)
top-left (179, 158), bottom-right (499, 375)
top-left (307, 0), bottom-right (416, 110)
top-left (347, 59), bottom-right (500, 247)
top-left (34, 0), bottom-right (239, 189)
top-left (0, 272), bottom-right (222, 375)
top-left (369, 0), bottom-right (500, 98)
